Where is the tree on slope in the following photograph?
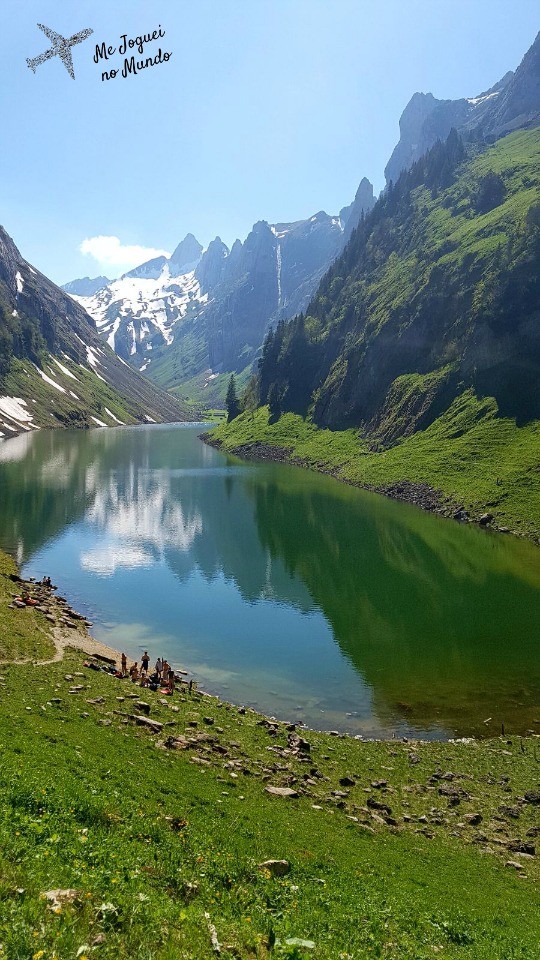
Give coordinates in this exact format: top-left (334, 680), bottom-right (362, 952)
top-left (226, 374), bottom-right (241, 423)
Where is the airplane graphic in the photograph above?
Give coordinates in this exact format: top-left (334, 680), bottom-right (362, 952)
top-left (27, 23), bottom-right (94, 79)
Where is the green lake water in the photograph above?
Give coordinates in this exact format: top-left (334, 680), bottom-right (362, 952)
top-left (0, 422), bottom-right (539, 739)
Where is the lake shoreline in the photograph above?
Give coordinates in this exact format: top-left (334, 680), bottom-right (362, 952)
top-left (200, 432), bottom-right (529, 543)
top-left (0, 557), bottom-right (484, 743)
top-left (1, 563), bottom-right (123, 668)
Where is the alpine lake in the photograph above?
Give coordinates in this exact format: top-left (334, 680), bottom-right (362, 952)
top-left (0, 422), bottom-right (539, 740)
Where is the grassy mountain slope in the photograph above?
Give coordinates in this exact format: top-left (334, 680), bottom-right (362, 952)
top-left (212, 130), bottom-right (540, 536)
top-left (210, 396), bottom-right (540, 538)
top-left (258, 130), bottom-right (540, 432)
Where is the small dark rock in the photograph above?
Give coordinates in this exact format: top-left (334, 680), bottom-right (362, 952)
top-left (367, 797), bottom-right (392, 815)
top-left (135, 701), bottom-right (151, 715)
top-left (507, 841), bottom-right (535, 856)
top-left (498, 805), bottom-right (521, 819)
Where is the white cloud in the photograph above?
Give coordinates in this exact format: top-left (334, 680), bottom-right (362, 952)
top-left (80, 235), bottom-right (170, 272)
top-left (80, 544), bottom-right (154, 576)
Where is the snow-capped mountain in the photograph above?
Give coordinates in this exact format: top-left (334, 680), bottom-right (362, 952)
top-left (70, 266), bottom-right (208, 373)
top-left (69, 186), bottom-right (376, 393)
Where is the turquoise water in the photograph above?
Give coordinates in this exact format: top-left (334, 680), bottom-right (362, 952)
top-left (0, 422), bottom-right (539, 738)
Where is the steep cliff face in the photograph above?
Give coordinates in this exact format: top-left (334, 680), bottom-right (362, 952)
top-left (199, 214), bottom-right (349, 373)
top-left (385, 32), bottom-right (539, 185)
top-left (485, 32), bottom-right (540, 134)
top-left (200, 221), bottom-right (278, 374)
top-left (195, 238), bottom-right (229, 292)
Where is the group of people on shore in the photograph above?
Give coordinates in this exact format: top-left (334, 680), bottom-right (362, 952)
top-left (119, 650), bottom-right (191, 694)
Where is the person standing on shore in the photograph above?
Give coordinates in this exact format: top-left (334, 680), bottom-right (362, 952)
top-left (141, 651), bottom-right (150, 675)
top-left (155, 657), bottom-right (163, 680)
top-left (121, 652), bottom-right (127, 676)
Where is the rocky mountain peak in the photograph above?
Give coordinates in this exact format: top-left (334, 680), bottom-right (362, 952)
top-left (400, 91), bottom-right (438, 140)
top-left (123, 256), bottom-right (169, 281)
top-left (384, 31), bottom-right (539, 185)
top-left (62, 276), bottom-right (111, 297)
top-left (0, 226), bottom-right (24, 291)
top-left (340, 177), bottom-right (376, 238)
top-left (169, 233), bottom-right (203, 273)
top-left (195, 237), bottom-right (230, 293)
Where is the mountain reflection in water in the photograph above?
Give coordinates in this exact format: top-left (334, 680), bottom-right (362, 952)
top-left (0, 423), bottom-right (539, 739)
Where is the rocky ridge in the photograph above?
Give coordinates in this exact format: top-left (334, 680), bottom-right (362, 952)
top-left (385, 31), bottom-right (540, 184)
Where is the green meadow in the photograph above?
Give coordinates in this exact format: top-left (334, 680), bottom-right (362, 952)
top-left (0, 551), bottom-right (539, 960)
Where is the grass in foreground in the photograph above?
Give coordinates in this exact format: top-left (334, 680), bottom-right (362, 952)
top-left (0, 652), bottom-right (539, 960)
top-left (0, 555), bottom-right (55, 662)
top-left (211, 392), bottom-right (540, 538)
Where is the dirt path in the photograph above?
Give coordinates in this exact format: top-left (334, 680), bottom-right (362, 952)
top-left (37, 622), bottom-right (121, 666)
top-left (1, 575), bottom-right (121, 668)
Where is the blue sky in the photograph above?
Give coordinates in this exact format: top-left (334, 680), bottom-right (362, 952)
top-left (0, 0), bottom-right (538, 284)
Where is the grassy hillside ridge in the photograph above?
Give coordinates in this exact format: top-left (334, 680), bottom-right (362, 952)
top-left (1, 358), bottom-right (142, 433)
top-left (0, 548), bottom-right (539, 960)
top-left (257, 130), bottom-right (540, 434)
top-left (209, 394), bottom-right (540, 540)
top-left (0, 225), bottom-right (192, 435)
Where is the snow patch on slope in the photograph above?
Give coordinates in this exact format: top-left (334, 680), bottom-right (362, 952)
top-left (467, 91), bottom-right (500, 106)
top-left (104, 407), bottom-right (125, 425)
top-left (52, 357), bottom-right (79, 381)
top-left (33, 365), bottom-right (66, 393)
top-left (86, 345), bottom-right (102, 368)
top-left (0, 396), bottom-right (34, 423)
